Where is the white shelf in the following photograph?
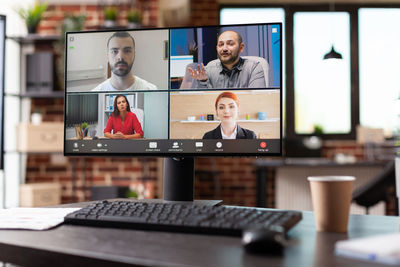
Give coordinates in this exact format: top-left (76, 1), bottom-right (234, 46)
top-left (175, 118), bottom-right (280, 123)
top-left (238, 119), bottom-right (280, 123)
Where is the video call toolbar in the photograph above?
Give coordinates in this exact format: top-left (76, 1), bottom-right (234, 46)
top-left (65, 139), bottom-right (281, 155)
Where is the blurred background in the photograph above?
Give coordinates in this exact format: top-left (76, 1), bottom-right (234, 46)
top-left (1, 0), bottom-right (399, 217)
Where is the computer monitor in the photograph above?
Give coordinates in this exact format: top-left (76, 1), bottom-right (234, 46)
top-left (0, 15), bottom-right (5, 170)
top-left (64, 23), bottom-right (282, 202)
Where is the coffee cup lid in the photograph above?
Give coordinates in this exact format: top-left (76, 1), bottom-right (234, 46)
top-left (307, 176), bottom-right (355, 182)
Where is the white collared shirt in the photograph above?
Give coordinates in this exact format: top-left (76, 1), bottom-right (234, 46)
top-left (221, 124), bottom-right (237, 139)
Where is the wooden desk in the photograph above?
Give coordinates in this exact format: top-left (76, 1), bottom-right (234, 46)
top-left (0, 202), bottom-right (398, 267)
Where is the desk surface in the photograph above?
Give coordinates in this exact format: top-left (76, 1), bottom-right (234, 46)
top-left (255, 158), bottom-right (387, 167)
top-left (0, 202), bottom-right (398, 267)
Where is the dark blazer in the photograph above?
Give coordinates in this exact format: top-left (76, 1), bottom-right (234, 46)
top-left (202, 124), bottom-right (257, 139)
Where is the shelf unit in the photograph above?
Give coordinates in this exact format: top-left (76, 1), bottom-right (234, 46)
top-left (3, 34), bottom-right (64, 208)
top-left (7, 34), bottom-right (60, 44)
top-left (5, 91), bottom-right (64, 98)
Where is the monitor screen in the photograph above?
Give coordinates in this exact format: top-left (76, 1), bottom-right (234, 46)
top-left (64, 23), bottom-right (282, 157)
top-left (0, 15), bottom-right (5, 169)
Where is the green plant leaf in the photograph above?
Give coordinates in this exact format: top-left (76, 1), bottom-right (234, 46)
top-left (105, 7), bottom-right (117, 21)
top-left (127, 9), bottom-right (141, 23)
top-left (17, 1), bottom-right (48, 28)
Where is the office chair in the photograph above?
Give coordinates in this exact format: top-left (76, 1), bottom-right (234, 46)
top-left (131, 108), bottom-right (144, 129)
top-left (352, 160), bottom-right (397, 215)
top-left (241, 56), bottom-right (269, 87)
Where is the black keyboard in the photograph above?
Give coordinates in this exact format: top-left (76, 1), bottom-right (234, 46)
top-left (64, 200), bottom-right (302, 236)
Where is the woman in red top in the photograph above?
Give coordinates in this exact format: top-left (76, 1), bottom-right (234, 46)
top-left (104, 95), bottom-right (143, 139)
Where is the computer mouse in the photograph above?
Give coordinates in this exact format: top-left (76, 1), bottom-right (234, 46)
top-left (242, 227), bottom-right (285, 255)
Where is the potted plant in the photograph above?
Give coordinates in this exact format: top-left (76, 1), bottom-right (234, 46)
top-left (61, 14), bottom-right (86, 34)
top-left (81, 122), bottom-right (90, 137)
top-left (126, 9), bottom-right (141, 28)
top-left (104, 7), bottom-right (117, 28)
top-left (17, 1), bottom-right (48, 34)
top-left (188, 41), bottom-right (198, 62)
top-left (303, 124), bottom-right (323, 150)
top-left (54, 14), bottom-right (86, 91)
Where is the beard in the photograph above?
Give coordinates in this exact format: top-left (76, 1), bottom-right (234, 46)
top-left (110, 60), bottom-right (133, 77)
top-left (218, 48), bottom-right (240, 65)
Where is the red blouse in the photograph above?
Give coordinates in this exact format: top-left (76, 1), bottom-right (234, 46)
top-left (104, 112), bottom-right (143, 137)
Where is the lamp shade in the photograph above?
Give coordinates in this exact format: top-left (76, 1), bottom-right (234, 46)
top-left (323, 45), bottom-right (343, 60)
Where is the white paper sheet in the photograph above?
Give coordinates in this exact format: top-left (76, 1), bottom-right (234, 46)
top-left (335, 233), bottom-right (400, 265)
top-left (0, 208), bottom-right (81, 230)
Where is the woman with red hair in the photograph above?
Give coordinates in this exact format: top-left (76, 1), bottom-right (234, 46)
top-left (202, 91), bottom-right (257, 139)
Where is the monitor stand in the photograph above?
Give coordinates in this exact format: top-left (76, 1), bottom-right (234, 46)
top-left (163, 157), bottom-right (222, 206)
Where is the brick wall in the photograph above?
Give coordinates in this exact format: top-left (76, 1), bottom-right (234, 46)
top-left (26, 1), bottom-right (392, 211)
top-left (36, 0), bottom-right (220, 34)
top-left (26, 153), bottom-right (160, 203)
top-left (28, 0), bottom-right (259, 207)
top-left (189, 0), bottom-right (219, 26)
top-left (27, 98), bottom-right (161, 203)
top-left (28, 1), bottom-right (160, 203)
top-left (38, 1), bottom-right (159, 34)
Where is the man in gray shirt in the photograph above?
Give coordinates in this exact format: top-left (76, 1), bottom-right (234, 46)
top-left (187, 30), bottom-right (266, 89)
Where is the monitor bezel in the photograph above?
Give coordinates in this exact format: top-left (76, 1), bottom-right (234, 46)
top-left (63, 22), bottom-right (283, 157)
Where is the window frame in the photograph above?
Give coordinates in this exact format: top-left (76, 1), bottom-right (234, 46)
top-left (219, 3), bottom-right (400, 140)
